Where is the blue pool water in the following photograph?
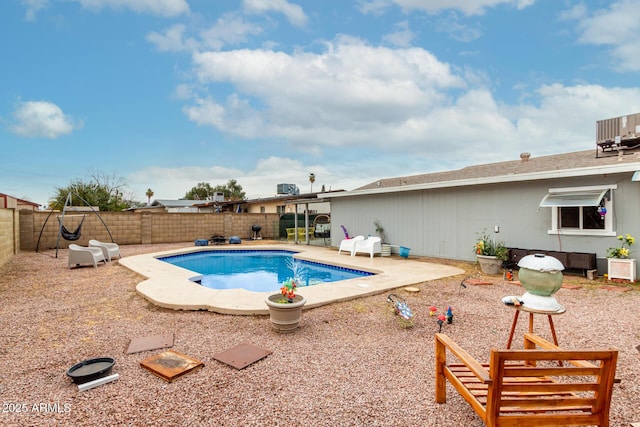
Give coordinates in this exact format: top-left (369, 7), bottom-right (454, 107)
top-left (158, 250), bottom-right (373, 292)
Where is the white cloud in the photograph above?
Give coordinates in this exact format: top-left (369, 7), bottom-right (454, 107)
top-left (72, 0), bottom-right (189, 17)
top-left (173, 83), bottom-right (196, 100)
top-left (127, 157), bottom-right (332, 200)
top-left (435, 13), bottom-right (483, 42)
top-left (242, 0), bottom-right (308, 27)
top-left (513, 84), bottom-right (640, 147)
top-left (382, 21), bottom-right (415, 47)
top-left (147, 14), bottom-right (263, 52)
top-left (183, 94), bottom-right (265, 139)
top-left (569, 0), bottom-right (640, 72)
top-left (181, 35), bottom-right (640, 172)
top-left (187, 37), bottom-right (465, 147)
top-left (9, 101), bottom-right (81, 139)
top-left (133, 82), bottom-right (640, 199)
top-left (356, 0), bottom-right (393, 16)
top-left (147, 24), bottom-right (197, 52)
top-left (389, 0), bottom-right (534, 16)
top-left (21, 0), bottom-right (48, 21)
top-left (200, 13), bottom-right (264, 51)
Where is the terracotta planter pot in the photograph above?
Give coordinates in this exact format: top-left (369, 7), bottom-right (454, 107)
top-left (265, 294), bottom-right (306, 333)
top-left (476, 255), bottom-right (503, 275)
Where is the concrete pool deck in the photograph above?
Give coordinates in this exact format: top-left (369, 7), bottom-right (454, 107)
top-left (120, 243), bottom-right (465, 315)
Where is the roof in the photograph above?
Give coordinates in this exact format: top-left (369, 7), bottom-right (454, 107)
top-left (192, 190), bottom-right (345, 207)
top-left (151, 199), bottom-right (203, 208)
top-left (334, 148), bottom-right (640, 198)
top-left (0, 193), bottom-right (41, 207)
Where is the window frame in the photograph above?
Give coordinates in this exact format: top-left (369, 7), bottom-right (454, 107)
top-left (544, 185), bottom-right (617, 236)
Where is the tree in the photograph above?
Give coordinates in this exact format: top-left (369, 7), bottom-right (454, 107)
top-left (213, 179), bottom-right (246, 201)
top-left (184, 180), bottom-right (246, 201)
top-left (309, 173), bottom-right (316, 193)
top-left (50, 172), bottom-right (131, 211)
top-left (145, 188), bottom-right (154, 206)
top-left (184, 182), bottom-right (215, 200)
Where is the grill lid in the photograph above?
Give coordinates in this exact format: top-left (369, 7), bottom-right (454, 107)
top-left (517, 253), bottom-right (564, 272)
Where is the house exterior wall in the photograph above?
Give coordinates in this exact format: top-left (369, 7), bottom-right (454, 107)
top-left (330, 171), bottom-right (640, 275)
top-left (245, 200), bottom-right (331, 214)
top-left (0, 194), bottom-right (39, 211)
top-left (246, 200), bottom-right (287, 214)
top-left (0, 196), bottom-right (16, 209)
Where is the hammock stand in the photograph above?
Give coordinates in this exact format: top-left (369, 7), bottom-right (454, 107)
top-left (36, 192), bottom-right (114, 258)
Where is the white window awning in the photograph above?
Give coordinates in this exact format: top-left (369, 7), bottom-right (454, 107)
top-left (539, 189), bottom-right (608, 208)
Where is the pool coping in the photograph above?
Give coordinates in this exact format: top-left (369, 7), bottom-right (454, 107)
top-left (119, 243), bottom-right (465, 315)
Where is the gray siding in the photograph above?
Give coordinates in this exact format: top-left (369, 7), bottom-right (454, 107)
top-left (331, 172), bottom-right (640, 273)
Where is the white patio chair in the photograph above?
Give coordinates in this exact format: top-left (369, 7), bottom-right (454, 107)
top-left (89, 239), bottom-right (121, 262)
top-left (352, 236), bottom-right (382, 258)
top-left (338, 235), bottom-right (365, 255)
top-left (68, 244), bottom-right (107, 269)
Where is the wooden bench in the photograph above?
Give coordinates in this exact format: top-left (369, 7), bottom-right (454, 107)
top-left (435, 333), bottom-right (618, 427)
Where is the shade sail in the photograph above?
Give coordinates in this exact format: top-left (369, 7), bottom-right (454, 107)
top-left (539, 189), bottom-right (608, 208)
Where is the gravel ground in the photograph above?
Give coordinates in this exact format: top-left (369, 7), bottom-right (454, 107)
top-left (0, 243), bottom-right (639, 427)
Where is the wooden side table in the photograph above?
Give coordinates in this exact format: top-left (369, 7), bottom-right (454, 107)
top-left (503, 299), bottom-right (566, 349)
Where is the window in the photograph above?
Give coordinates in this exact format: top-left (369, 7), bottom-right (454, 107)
top-left (540, 185), bottom-right (616, 236)
top-left (559, 206), bottom-right (603, 229)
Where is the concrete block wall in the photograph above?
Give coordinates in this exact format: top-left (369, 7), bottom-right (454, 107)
top-left (0, 208), bottom-right (18, 267)
top-left (20, 211), bottom-right (282, 251)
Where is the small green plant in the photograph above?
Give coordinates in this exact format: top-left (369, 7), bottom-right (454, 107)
top-left (607, 233), bottom-right (635, 259)
top-left (473, 230), bottom-right (508, 261)
top-left (374, 219), bottom-right (386, 243)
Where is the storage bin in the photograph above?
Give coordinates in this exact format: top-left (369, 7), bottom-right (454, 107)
top-left (399, 246), bottom-right (410, 258)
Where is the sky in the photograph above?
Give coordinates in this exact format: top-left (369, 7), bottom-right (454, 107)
top-left (2, 0), bottom-right (640, 207)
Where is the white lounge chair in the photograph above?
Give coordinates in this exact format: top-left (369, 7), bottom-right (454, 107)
top-left (68, 244), bottom-right (107, 269)
top-left (352, 236), bottom-right (382, 258)
top-left (338, 235), bottom-right (365, 255)
top-left (89, 239), bottom-right (121, 262)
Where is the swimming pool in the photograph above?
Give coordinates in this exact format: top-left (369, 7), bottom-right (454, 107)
top-left (120, 244), bottom-right (465, 314)
top-left (159, 250), bottom-right (373, 292)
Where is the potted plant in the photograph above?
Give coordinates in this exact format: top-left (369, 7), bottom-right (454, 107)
top-left (606, 233), bottom-right (636, 283)
top-left (374, 220), bottom-right (391, 257)
top-left (265, 277), bottom-right (307, 333)
top-left (473, 230), bottom-right (508, 275)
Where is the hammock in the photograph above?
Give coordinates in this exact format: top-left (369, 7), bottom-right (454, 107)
top-left (58, 215), bottom-right (85, 241)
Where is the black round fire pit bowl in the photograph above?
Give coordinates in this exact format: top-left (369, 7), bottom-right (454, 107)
top-left (67, 357), bottom-right (115, 384)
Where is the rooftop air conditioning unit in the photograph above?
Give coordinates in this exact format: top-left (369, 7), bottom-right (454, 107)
top-left (277, 184), bottom-right (299, 195)
top-left (213, 192), bottom-right (224, 202)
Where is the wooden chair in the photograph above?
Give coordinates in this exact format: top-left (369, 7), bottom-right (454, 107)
top-left (435, 333), bottom-right (618, 427)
